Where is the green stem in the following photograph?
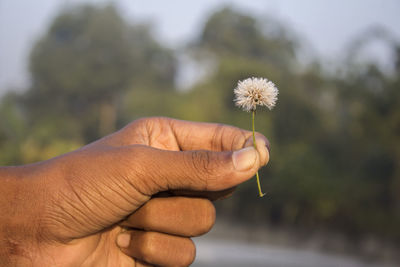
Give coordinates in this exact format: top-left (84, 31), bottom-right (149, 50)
top-left (252, 110), bottom-right (266, 197)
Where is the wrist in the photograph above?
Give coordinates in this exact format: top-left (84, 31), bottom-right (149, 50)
top-left (0, 164), bottom-right (49, 266)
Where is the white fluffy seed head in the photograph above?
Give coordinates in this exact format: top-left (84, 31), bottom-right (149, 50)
top-left (234, 77), bottom-right (279, 112)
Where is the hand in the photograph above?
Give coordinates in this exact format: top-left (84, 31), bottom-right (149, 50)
top-left (0, 117), bottom-right (269, 266)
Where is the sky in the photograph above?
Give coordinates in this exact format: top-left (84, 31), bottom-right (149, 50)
top-left (0, 0), bottom-right (399, 94)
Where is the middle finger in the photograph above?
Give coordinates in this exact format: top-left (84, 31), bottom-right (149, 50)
top-left (121, 197), bottom-right (216, 237)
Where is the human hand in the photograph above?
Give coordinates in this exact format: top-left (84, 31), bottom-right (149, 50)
top-left (0, 117), bottom-right (269, 266)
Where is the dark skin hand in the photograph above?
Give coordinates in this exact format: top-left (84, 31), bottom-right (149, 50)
top-left (0, 117), bottom-right (270, 267)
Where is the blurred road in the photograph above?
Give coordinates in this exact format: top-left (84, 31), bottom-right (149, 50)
top-left (193, 237), bottom-right (396, 267)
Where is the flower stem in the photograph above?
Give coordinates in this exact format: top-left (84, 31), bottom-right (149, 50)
top-left (252, 110), bottom-right (266, 197)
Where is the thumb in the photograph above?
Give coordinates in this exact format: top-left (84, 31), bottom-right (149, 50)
top-left (123, 144), bottom-right (269, 195)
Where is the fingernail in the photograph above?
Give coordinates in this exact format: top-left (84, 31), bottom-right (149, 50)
top-left (117, 233), bottom-right (130, 248)
top-left (232, 147), bottom-right (257, 171)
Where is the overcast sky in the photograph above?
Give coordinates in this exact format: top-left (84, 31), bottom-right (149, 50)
top-left (0, 0), bottom-right (399, 94)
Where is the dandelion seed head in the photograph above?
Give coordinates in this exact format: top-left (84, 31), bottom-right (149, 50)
top-left (234, 77), bottom-right (278, 112)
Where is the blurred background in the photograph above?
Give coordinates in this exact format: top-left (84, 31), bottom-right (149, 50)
top-left (1, 0), bottom-right (399, 266)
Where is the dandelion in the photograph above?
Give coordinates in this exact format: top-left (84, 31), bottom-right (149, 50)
top-left (234, 77), bottom-right (278, 197)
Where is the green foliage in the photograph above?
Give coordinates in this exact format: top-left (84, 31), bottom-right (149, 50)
top-left (1, 4), bottom-right (399, 242)
top-left (26, 4), bottom-right (176, 140)
top-left (197, 8), bottom-right (296, 68)
top-left (0, 93), bottom-right (26, 164)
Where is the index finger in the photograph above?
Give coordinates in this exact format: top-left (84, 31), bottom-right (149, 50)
top-left (167, 118), bottom-right (269, 152)
top-left (98, 117), bottom-right (270, 153)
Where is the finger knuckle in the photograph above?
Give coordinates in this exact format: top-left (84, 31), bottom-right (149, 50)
top-left (136, 116), bottom-right (169, 131)
top-left (210, 123), bottom-right (226, 151)
top-left (187, 150), bottom-right (215, 188)
top-left (232, 129), bottom-right (250, 150)
top-left (191, 150), bottom-right (212, 174)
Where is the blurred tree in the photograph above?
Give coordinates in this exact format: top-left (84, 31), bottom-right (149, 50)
top-left (0, 92), bottom-right (26, 165)
top-left (196, 7), bottom-right (297, 69)
top-left (25, 4), bottom-right (176, 141)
